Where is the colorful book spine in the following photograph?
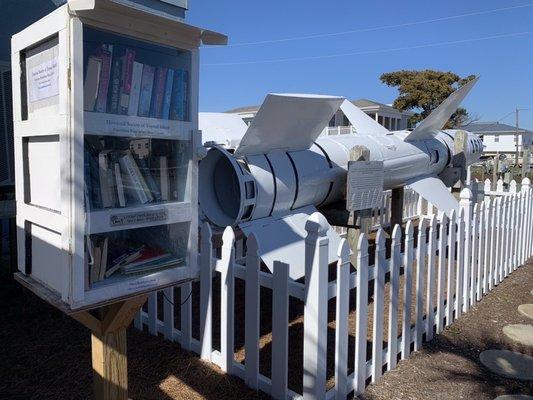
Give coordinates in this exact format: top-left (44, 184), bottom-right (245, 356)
top-left (95, 45), bottom-right (113, 113)
top-left (83, 56), bottom-right (102, 112)
top-left (118, 151), bottom-right (153, 204)
top-left (161, 69), bottom-right (174, 120)
top-left (169, 69), bottom-right (189, 121)
top-left (138, 65), bottom-right (155, 117)
top-left (150, 67), bottom-right (167, 118)
top-left (128, 61), bottom-right (143, 116)
top-left (182, 70), bottom-right (189, 121)
top-left (108, 57), bottom-right (123, 114)
top-left (119, 49), bottom-right (136, 115)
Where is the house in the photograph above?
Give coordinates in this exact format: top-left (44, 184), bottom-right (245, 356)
top-left (459, 121), bottom-right (533, 156)
top-left (225, 98), bottom-right (414, 135)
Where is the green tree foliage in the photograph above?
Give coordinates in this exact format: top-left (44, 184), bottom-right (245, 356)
top-left (379, 70), bottom-right (476, 128)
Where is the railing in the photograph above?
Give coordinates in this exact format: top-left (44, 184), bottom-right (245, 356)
top-left (135, 178), bottom-right (533, 399)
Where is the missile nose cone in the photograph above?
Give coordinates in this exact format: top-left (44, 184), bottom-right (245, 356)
top-left (305, 212), bottom-right (330, 237)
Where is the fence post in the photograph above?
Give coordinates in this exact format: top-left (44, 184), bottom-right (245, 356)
top-left (335, 239), bottom-right (350, 399)
top-left (483, 200), bottom-right (491, 294)
top-left (489, 197), bottom-right (497, 290)
top-left (401, 221), bottom-right (414, 359)
top-left (495, 196), bottom-right (504, 284)
top-left (244, 233), bottom-right (260, 389)
top-left (372, 229), bottom-right (386, 382)
top-left (436, 214), bottom-right (448, 334)
top-left (521, 178), bottom-right (531, 264)
top-left (460, 188), bottom-right (473, 312)
top-left (476, 203), bottom-right (484, 301)
top-left (272, 261), bottom-right (289, 400)
top-left (200, 222), bottom-right (213, 361)
top-left (163, 287), bottom-right (174, 341)
top-left (446, 210), bottom-right (456, 325)
top-left (220, 227), bottom-right (235, 373)
top-left (414, 218), bottom-right (428, 350)
top-left (469, 204), bottom-right (479, 307)
top-left (148, 292), bottom-right (158, 335)
top-left (387, 225), bottom-right (401, 371)
top-left (484, 179), bottom-right (491, 199)
top-left (354, 233), bottom-right (369, 396)
top-left (426, 215), bottom-right (438, 339)
top-left (303, 212), bottom-right (329, 400)
top-left (496, 178), bottom-right (504, 193)
top-left (455, 209), bottom-right (465, 319)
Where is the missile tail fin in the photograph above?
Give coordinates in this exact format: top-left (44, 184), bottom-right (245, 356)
top-left (339, 99), bottom-right (390, 135)
top-left (404, 76), bottom-right (479, 142)
top-left (407, 175), bottom-right (459, 218)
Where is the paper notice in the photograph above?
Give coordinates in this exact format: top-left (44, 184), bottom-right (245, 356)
top-left (346, 160), bottom-right (384, 211)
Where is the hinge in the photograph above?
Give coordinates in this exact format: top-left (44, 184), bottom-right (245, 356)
top-left (67, 66), bottom-right (71, 90)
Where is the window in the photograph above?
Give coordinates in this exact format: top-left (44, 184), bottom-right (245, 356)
top-left (343, 115), bottom-right (349, 126)
top-left (384, 117), bottom-right (390, 129)
top-left (390, 118), bottom-right (396, 130)
top-left (494, 135), bottom-right (499, 142)
top-left (367, 113), bottom-right (376, 120)
top-left (328, 116), bottom-right (335, 127)
top-left (377, 115), bottom-right (383, 126)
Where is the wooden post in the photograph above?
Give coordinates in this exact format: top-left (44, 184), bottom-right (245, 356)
top-left (493, 154), bottom-right (499, 190)
top-left (390, 187), bottom-right (404, 230)
top-left (71, 295), bottom-right (148, 400)
top-left (347, 146), bottom-right (371, 265)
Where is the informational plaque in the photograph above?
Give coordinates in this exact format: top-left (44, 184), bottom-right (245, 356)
top-left (346, 160), bottom-right (384, 211)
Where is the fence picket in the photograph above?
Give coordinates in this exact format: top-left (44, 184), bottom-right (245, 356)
top-left (272, 261), bottom-right (289, 400)
top-left (180, 282), bottom-right (192, 350)
top-left (455, 209), bottom-right (465, 319)
top-left (163, 287), bottom-right (174, 340)
top-left (414, 218), bottom-right (428, 350)
top-left (436, 214), bottom-right (448, 334)
top-left (426, 215), bottom-right (438, 340)
top-left (372, 229), bottom-right (386, 382)
top-left (387, 225), bottom-right (401, 371)
top-left (476, 204), bottom-right (484, 301)
top-left (354, 234), bottom-right (369, 395)
top-left (220, 227), bottom-right (235, 373)
top-left (483, 200), bottom-right (491, 294)
top-left (200, 222), bottom-right (213, 361)
top-left (334, 240), bottom-right (350, 399)
top-left (460, 188), bottom-right (473, 312)
top-left (446, 211), bottom-right (456, 325)
top-left (148, 292), bottom-right (157, 335)
top-left (244, 234), bottom-right (260, 389)
top-left (496, 196), bottom-right (504, 284)
top-left (401, 221), bottom-right (414, 359)
top-left (470, 204), bottom-right (479, 306)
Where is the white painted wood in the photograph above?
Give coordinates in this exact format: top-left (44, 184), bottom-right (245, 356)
top-left (483, 200), bottom-right (492, 294)
top-left (334, 239), bottom-right (350, 399)
top-left (426, 215), bottom-right (438, 339)
top-left (220, 227), bottom-right (235, 373)
top-left (489, 198), bottom-right (497, 290)
top-left (436, 214), bottom-right (447, 334)
top-left (303, 213), bottom-right (329, 400)
top-left (414, 218), bottom-right (428, 350)
top-left (460, 188), bottom-right (473, 312)
top-left (244, 233), bottom-right (260, 389)
top-left (134, 309), bottom-right (143, 330)
top-left (476, 204), bottom-right (484, 301)
top-left (455, 209), bottom-right (465, 319)
top-left (371, 229), bottom-right (386, 382)
top-left (200, 222), bottom-right (213, 361)
top-left (163, 286), bottom-right (174, 340)
top-left (503, 196), bottom-right (511, 278)
top-left (148, 291), bottom-right (158, 335)
top-left (180, 281), bottom-right (192, 350)
top-left (354, 234), bottom-right (369, 395)
top-left (401, 221), bottom-right (414, 359)
top-left (446, 210), bottom-right (456, 325)
top-left (271, 261), bottom-right (289, 400)
top-left (496, 196), bottom-right (504, 284)
top-left (387, 225), bottom-right (401, 371)
top-left (470, 204), bottom-right (479, 306)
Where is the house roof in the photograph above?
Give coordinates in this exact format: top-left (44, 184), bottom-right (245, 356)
top-left (460, 121), bottom-right (532, 135)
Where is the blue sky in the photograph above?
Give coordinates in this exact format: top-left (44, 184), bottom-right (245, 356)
top-left (188, 0), bottom-right (533, 129)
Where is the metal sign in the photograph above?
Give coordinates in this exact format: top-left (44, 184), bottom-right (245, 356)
top-left (346, 160), bottom-right (384, 211)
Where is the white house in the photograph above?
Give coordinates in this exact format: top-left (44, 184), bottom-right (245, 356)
top-left (460, 121), bottom-right (533, 156)
top-left (225, 98), bottom-right (414, 135)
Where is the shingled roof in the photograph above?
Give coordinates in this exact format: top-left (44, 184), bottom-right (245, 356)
top-left (459, 122), bottom-right (532, 135)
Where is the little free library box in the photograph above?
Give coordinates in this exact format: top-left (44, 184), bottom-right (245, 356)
top-left (12, 0), bottom-right (226, 311)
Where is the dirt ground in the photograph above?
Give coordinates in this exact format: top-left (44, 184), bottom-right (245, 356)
top-left (1, 257), bottom-right (532, 399)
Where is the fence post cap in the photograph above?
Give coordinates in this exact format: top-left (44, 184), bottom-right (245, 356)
top-left (522, 177), bottom-right (531, 187)
top-left (459, 187), bottom-right (473, 200)
top-left (305, 212), bottom-right (329, 237)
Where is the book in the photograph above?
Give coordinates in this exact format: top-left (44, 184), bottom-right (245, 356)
top-left (108, 57), bottom-right (123, 114)
top-left (149, 67), bottom-right (167, 118)
top-left (98, 150), bottom-right (117, 208)
top-left (114, 162), bottom-right (126, 207)
top-left (95, 45), bottom-right (113, 113)
top-left (119, 48), bottom-right (136, 114)
top-left (90, 240), bottom-right (102, 284)
top-left (159, 156), bottom-right (170, 201)
top-left (118, 150), bottom-right (153, 204)
top-left (182, 70), bottom-right (189, 121)
top-left (161, 69), bottom-right (174, 119)
top-left (121, 254), bottom-right (183, 274)
top-left (138, 65), bottom-right (155, 117)
top-left (83, 56), bottom-right (102, 111)
top-left (137, 157), bottom-right (162, 202)
top-left (128, 61), bottom-right (143, 116)
top-left (98, 237), bottom-right (109, 281)
top-left (169, 69), bottom-right (189, 121)
top-left (105, 245), bottom-right (145, 278)
top-left (120, 247), bottom-right (170, 272)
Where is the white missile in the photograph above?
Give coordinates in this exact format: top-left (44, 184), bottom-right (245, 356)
top-left (199, 78), bottom-right (482, 278)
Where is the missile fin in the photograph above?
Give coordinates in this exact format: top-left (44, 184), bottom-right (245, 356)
top-left (238, 205), bottom-right (342, 280)
top-left (234, 94), bottom-right (344, 157)
top-left (404, 77), bottom-right (479, 142)
top-left (339, 99), bottom-right (390, 135)
top-left (406, 175), bottom-right (459, 218)
top-left (199, 112), bottom-right (248, 149)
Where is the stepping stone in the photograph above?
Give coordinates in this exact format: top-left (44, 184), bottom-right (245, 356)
top-left (503, 325), bottom-right (533, 348)
top-left (495, 396), bottom-right (533, 400)
top-left (479, 350), bottom-right (533, 380)
top-left (518, 304), bottom-right (533, 320)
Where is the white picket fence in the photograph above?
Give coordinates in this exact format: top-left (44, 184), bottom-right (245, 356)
top-left (134, 178), bottom-right (533, 399)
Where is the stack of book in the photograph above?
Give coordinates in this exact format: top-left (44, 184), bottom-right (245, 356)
top-left (83, 44), bottom-right (189, 121)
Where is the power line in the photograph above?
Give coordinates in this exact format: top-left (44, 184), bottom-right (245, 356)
top-left (204, 30), bottom-right (533, 66)
top-left (222, 3), bottom-right (533, 47)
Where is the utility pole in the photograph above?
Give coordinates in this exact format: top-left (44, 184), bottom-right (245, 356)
top-left (516, 108), bottom-right (520, 166)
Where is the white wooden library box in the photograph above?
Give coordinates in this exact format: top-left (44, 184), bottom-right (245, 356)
top-left (11, 0), bottom-right (226, 310)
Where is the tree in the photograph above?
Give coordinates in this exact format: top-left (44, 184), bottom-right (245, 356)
top-left (379, 70), bottom-right (476, 128)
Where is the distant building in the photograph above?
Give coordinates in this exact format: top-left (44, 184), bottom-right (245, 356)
top-left (460, 122), bottom-right (533, 156)
top-left (225, 98), bottom-right (414, 135)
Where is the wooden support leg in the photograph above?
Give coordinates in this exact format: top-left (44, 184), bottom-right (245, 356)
top-left (71, 295), bottom-right (148, 400)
